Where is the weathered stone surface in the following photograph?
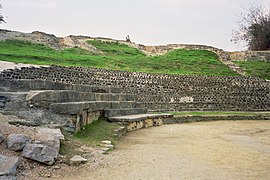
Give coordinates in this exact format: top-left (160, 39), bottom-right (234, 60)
top-left (101, 148), bottom-right (110, 154)
top-left (0, 176), bottom-right (17, 180)
top-left (0, 155), bottom-right (19, 177)
top-left (1, 65), bottom-right (269, 113)
top-left (70, 155), bottom-right (87, 165)
top-left (105, 144), bottom-right (114, 149)
top-left (7, 134), bottom-right (31, 151)
top-left (101, 140), bottom-right (112, 145)
top-left (0, 134), bottom-right (4, 144)
top-left (22, 143), bottom-right (58, 165)
top-left (230, 51), bottom-right (270, 62)
top-left (36, 127), bottom-right (64, 153)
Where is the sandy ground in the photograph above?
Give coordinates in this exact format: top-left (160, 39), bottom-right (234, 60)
top-left (59, 120), bottom-right (270, 180)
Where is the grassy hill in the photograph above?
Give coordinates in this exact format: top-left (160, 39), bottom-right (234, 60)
top-left (0, 39), bottom-right (259, 77)
top-left (233, 61), bottom-right (270, 80)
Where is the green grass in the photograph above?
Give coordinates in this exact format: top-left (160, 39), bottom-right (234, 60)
top-left (88, 40), bottom-right (145, 57)
top-left (233, 60), bottom-right (270, 80)
top-left (0, 39), bottom-right (239, 76)
top-left (165, 111), bottom-right (270, 117)
top-left (75, 119), bottom-right (121, 146)
top-left (60, 119), bottom-right (121, 159)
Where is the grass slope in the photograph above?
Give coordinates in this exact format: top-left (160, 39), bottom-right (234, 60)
top-left (0, 39), bottom-right (238, 76)
top-left (75, 119), bottom-right (121, 146)
top-left (234, 61), bottom-right (270, 80)
top-left (60, 119), bottom-right (121, 158)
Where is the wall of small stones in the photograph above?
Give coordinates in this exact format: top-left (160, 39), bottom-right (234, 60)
top-left (230, 51), bottom-right (270, 62)
top-left (0, 29), bottom-right (60, 49)
top-left (0, 29), bottom-right (231, 62)
top-left (1, 66), bottom-right (269, 111)
top-left (137, 44), bottom-right (231, 61)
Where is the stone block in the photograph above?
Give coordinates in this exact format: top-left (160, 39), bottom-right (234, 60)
top-left (136, 121), bottom-right (144, 130)
top-left (127, 122), bottom-right (137, 132)
top-left (7, 134), bottom-right (31, 151)
top-left (0, 155), bottom-right (19, 177)
top-left (145, 119), bottom-right (154, 128)
top-left (153, 118), bottom-right (163, 126)
top-left (22, 143), bottom-right (58, 165)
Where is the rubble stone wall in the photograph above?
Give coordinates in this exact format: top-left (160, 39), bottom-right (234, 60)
top-left (137, 44), bottom-right (231, 61)
top-left (1, 66), bottom-right (269, 111)
top-left (230, 51), bottom-right (270, 62)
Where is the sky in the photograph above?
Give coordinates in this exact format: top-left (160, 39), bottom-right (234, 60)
top-left (0, 0), bottom-right (270, 51)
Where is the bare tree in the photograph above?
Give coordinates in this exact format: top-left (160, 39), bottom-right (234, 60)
top-left (0, 4), bottom-right (5, 23)
top-left (232, 5), bottom-right (270, 50)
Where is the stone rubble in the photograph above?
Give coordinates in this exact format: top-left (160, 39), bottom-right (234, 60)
top-left (101, 140), bottom-right (114, 154)
top-left (101, 140), bottom-right (112, 145)
top-left (69, 155), bottom-right (88, 166)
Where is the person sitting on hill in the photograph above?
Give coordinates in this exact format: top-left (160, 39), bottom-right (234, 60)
top-left (126, 35), bottom-right (131, 42)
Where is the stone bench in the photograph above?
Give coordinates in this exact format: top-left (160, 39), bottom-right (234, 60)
top-left (109, 114), bottom-right (173, 131)
top-left (50, 101), bottom-right (140, 114)
top-left (26, 90), bottom-right (136, 108)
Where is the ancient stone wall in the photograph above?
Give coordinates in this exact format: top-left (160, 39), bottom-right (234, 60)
top-left (1, 66), bottom-right (269, 111)
top-left (0, 29), bottom-right (60, 49)
top-left (0, 29), bottom-right (230, 61)
top-left (0, 29), bottom-right (98, 52)
top-left (230, 51), bottom-right (270, 62)
top-left (137, 44), bottom-right (231, 61)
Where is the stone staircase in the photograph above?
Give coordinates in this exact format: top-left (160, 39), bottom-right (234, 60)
top-left (0, 80), bottom-right (170, 132)
top-left (222, 60), bottom-right (246, 75)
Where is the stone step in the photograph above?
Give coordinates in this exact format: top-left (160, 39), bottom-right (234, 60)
top-left (0, 92), bottom-right (29, 110)
top-left (0, 86), bottom-right (11, 92)
top-left (50, 101), bottom-right (139, 114)
top-left (0, 79), bottom-right (121, 93)
top-left (104, 108), bottom-right (148, 118)
top-left (27, 90), bottom-right (137, 108)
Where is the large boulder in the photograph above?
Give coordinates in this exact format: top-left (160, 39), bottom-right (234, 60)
top-left (0, 155), bottom-right (19, 177)
top-left (7, 134), bottom-right (31, 151)
top-left (22, 143), bottom-right (58, 165)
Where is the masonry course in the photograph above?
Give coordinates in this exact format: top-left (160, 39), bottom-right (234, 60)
top-left (1, 66), bottom-right (269, 113)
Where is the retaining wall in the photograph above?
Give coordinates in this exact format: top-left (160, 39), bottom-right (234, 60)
top-left (1, 66), bottom-right (269, 111)
top-left (230, 51), bottom-right (270, 62)
top-left (137, 44), bottom-right (231, 61)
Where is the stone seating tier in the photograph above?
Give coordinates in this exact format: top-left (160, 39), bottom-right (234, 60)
top-left (0, 65), bottom-right (269, 111)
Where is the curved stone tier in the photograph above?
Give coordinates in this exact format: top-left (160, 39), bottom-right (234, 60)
top-left (1, 66), bottom-right (269, 111)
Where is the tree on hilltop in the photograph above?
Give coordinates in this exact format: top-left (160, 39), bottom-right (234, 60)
top-left (232, 5), bottom-right (270, 50)
top-left (0, 4), bottom-right (5, 23)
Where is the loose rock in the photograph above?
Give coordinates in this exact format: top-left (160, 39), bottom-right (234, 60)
top-left (105, 144), bottom-right (114, 150)
top-left (70, 155), bottom-right (87, 165)
top-left (101, 148), bottom-right (110, 154)
top-left (101, 140), bottom-right (112, 145)
top-left (0, 155), bottom-right (19, 177)
top-left (22, 143), bottom-right (58, 165)
top-left (7, 134), bottom-right (31, 151)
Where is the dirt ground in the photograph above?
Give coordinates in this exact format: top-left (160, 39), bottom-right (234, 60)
top-left (59, 120), bottom-right (270, 180)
